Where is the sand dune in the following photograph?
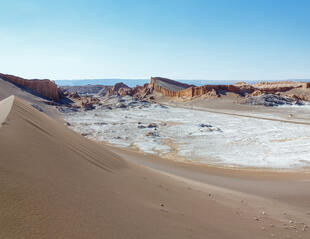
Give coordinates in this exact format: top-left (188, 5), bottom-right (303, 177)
top-left (1, 95), bottom-right (310, 238)
top-left (0, 95), bottom-right (14, 126)
top-left (0, 78), bottom-right (61, 121)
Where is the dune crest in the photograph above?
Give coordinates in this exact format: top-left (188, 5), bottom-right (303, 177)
top-left (0, 95), bottom-right (14, 126)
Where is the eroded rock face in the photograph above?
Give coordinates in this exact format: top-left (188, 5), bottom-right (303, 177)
top-left (105, 83), bottom-right (131, 97)
top-left (112, 82), bottom-right (130, 91)
top-left (148, 77), bottom-right (254, 98)
top-left (148, 77), bottom-right (310, 104)
top-left (62, 77), bottom-right (310, 109)
top-left (0, 73), bottom-right (61, 101)
top-left (148, 77), bottom-right (190, 97)
top-left (104, 82), bottom-right (153, 100)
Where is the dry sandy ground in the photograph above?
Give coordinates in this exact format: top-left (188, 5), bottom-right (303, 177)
top-left (0, 93), bottom-right (310, 238)
top-left (154, 92), bottom-right (310, 124)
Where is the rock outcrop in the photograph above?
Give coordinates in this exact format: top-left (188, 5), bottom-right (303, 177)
top-left (104, 82), bottom-right (153, 100)
top-left (0, 73), bottom-right (61, 101)
top-left (105, 83), bottom-right (131, 97)
top-left (61, 76), bottom-right (310, 110)
top-left (148, 77), bottom-right (191, 97)
top-left (80, 96), bottom-right (101, 110)
top-left (148, 77), bottom-right (254, 98)
top-left (149, 77), bottom-right (310, 102)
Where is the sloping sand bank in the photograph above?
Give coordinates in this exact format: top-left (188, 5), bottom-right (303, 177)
top-left (0, 78), bottom-right (62, 121)
top-left (0, 95), bottom-right (14, 126)
top-left (1, 96), bottom-right (310, 238)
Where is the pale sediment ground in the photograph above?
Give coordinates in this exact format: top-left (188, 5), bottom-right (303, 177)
top-left (1, 93), bottom-right (310, 238)
top-left (157, 93), bottom-right (310, 124)
top-left (63, 96), bottom-right (310, 169)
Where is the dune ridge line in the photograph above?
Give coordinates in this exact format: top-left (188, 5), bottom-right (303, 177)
top-left (0, 95), bottom-right (14, 126)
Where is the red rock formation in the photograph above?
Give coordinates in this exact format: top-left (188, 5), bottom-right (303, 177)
top-left (149, 77), bottom-right (310, 101)
top-left (148, 77), bottom-right (190, 97)
top-left (0, 73), bottom-right (61, 101)
top-left (105, 82), bottom-right (153, 99)
top-left (73, 77), bottom-right (310, 104)
top-left (105, 83), bottom-right (131, 96)
top-left (112, 82), bottom-right (130, 91)
top-left (149, 77), bottom-right (255, 98)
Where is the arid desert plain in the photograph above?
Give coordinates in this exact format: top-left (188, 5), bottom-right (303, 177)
top-left (1, 74), bottom-right (310, 238)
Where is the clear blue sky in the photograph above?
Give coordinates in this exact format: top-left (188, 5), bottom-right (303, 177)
top-left (1, 0), bottom-right (310, 81)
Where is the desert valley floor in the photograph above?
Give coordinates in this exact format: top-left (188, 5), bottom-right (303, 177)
top-left (63, 95), bottom-right (310, 169)
top-left (1, 76), bottom-right (310, 239)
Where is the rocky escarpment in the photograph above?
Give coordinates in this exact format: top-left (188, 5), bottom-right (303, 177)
top-left (148, 77), bottom-right (191, 97)
top-left (91, 77), bottom-right (310, 105)
top-left (148, 77), bottom-right (254, 98)
top-left (62, 77), bottom-right (310, 110)
top-left (149, 77), bottom-right (310, 102)
top-left (0, 73), bottom-right (61, 101)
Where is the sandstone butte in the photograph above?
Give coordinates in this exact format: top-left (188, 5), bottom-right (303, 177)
top-left (148, 77), bottom-right (310, 99)
top-left (0, 73), bottom-right (61, 101)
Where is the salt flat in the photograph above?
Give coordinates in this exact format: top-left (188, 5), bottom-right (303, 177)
top-left (63, 97), bottom-right (310, 169)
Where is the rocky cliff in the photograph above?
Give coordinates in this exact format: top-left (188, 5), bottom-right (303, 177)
top-left (65, 77), bottom-right (310, 109)
top-left (0, 73), bottom-right (61, 101)
top-left (149, 77), bottom-right (310, 100)
top-left (148, 77), bottom-right (190, 97)
top-left (148, 77), bottom-right (250, 98)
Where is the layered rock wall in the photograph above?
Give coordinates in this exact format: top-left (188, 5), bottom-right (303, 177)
top-left (149, 77), bottom-right (190, 97)
top-left (68, 76), bottom-right (310, 104)
top-left (149, 77), bottom-right (255, 98)
top-left (149, 77), bottom-right (310, 99)
top-left (0, 73), bottom-right (61, 101)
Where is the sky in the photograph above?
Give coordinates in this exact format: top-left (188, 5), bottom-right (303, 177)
top-left (1, 0), bottom-right (310, 81)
